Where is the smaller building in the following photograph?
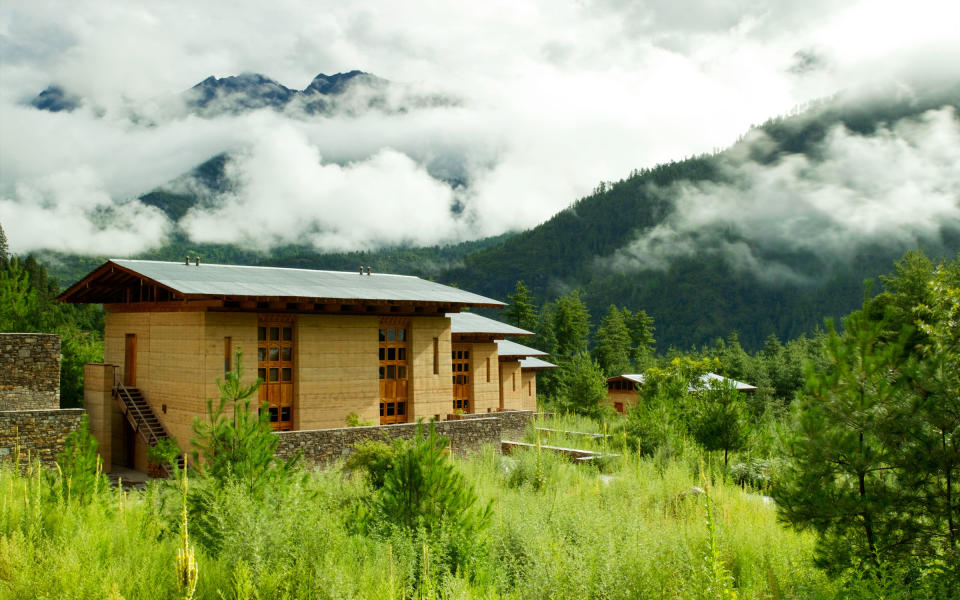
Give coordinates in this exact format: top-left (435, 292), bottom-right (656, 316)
top-left (605, 372), bottom-right (757, 413)
top-left (446, 313), bottom-right (556, 413)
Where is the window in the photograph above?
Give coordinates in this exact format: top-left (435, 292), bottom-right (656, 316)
top-left (486, 357), bottom-right (491, 382)
top-left (433, 337), bottom-right (439, 374)
top-left (224, 337), bottom-right (232, 373)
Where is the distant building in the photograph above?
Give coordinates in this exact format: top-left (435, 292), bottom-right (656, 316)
top-left (605, 372), bottom-right (756, 413)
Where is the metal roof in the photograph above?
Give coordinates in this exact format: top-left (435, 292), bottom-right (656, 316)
top-left (608, 374), bottom-right (645, 384)
top-left (519, 357), bottom-right (557, 370)
top-left (495, 339), bottom-right (547, 358)
top-left (61, 259), bottom-right (504, 307)
top-left (605, 372), bottom-right (756, 391)
top-left (698, 373), bottom-right (757, 392)
top-left (447, 312), bottom-right (533, 336)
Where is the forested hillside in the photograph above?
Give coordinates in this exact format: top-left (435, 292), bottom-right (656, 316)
top-left (439, 82), bottom-right (960, 350)
top-left (36, 81), bottom-right (960, 352)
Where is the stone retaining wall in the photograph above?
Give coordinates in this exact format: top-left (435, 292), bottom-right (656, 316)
top-left (276, 417), bottom-right (501, 467)
top-left (460, 410), bottom-right (535, 441)
top-left (0, 409), bottom-right (85, 467)
top-left (0, 333), bottom-right (61, 410)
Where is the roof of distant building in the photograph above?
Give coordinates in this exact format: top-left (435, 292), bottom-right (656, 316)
top-left (606, 372), bottom-right (756, 391)
top-left (519, 357), bottom-right (557, 370)
top-left (495, 339), bottom-right (548, 358)
top-left (446, 312), bottom-right (533, 336)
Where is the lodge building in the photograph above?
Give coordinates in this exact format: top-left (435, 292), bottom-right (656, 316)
top-left (59, 259), bottom-right (554, 472)
top-left (605, 372), bottom-right (757, 413)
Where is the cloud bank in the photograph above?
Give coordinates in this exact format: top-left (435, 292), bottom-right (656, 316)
top-left (612, 107), bottom-right (960, 283)
top-left (1, 0), bottom-right (959, 256)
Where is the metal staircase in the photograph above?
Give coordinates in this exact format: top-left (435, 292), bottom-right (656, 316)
top-left (112, 370), bottom-right (184, 476)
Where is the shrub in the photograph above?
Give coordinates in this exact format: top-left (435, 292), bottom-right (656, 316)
top-left (55, 414), bottom-right (105, 502)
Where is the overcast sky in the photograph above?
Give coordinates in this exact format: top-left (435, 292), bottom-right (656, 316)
top-left (1, 0), bottom-right (958, 255)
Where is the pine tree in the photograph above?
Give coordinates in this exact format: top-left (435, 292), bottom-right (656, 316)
top-left (593, 305), bottom-right (632, 376)
top-left (623, 308), bottom-right (656, 369)
top-left (552, 290), bottom-right (591, 359)
top-left (191, 349), bottom-right (298, 495)
top-left (691, 380), bottom-right (749, 467)
top-left (505, 280), bottom-right (537, 331)
top-left (0, 222), bottom-right (8, 267)
top-left (555, 353), bottom-right (607, 418)
top-left (774, 312), bottom-right (911, 571)
top-left (0, 259), bottom-right (42, 332)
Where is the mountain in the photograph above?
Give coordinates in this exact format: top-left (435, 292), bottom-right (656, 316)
top-left (28, 70), bottom-right (456, 119)
top-left (433, 82), bottom-right (960, 350)
top-left (31, 77), bottom-right (960, 352)
top-left (29, 85), bottom-right (82, 112)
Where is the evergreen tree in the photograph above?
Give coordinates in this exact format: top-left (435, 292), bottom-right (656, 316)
top-left (191, 349), bottom-right (298, 495)
top-left (774, 312), bottom-right (911, 571)
top-left (505, 280), bottom-right (537, 331)
top-left (554, 353), bottom-right (607, 418)
top-left (0, 222), bottom-right (8, 267)
top-left (593, 305), bottom-right (632, 376)
top-left (904, 262), bottom-right (960, 551)
top-left (691, 380), bottom-right (749, 467)
top-left (623, 308), bottom-right (656, 369)
top-left (0, 259), bottom-right (42, 332)
top-left (552, 290), bottom-right (591, 359)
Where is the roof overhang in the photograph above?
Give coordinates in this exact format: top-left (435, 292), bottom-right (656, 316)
top-left (58, 259), bottom-right (505, 313)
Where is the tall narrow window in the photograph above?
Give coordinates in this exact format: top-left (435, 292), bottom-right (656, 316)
top-left (224, 337), bottom-right (232, 373)
top-left (433, 337), bottom-right (439, 374)
top-left (452, 345), bottom-right (471, 413)
top-left (380, 319), bottom-right (410, 425)
top-left (486, 357), bottom-right (491, 382)
top-left (512, 371), bottom-right (516, 391)
top-left (258, 318), bottom-right (294, 431)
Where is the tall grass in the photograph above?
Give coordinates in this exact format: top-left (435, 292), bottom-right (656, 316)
top-left (0, 443), bottom-right (841, 599)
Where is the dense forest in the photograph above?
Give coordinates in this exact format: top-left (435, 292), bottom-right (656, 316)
top-left (2, 247), bottom-right (957, 599)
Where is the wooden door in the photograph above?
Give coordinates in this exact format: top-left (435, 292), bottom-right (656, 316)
top-left (452, 344), bottom-right (471, 413)
top-left (124, 334), bottom-right (136, 387)
top-left (379, 319), bottom-right (409, 425)
top-left (498, 364), bottom-right (505, 410)
top-left (258, 319), bottom-right (294, 431)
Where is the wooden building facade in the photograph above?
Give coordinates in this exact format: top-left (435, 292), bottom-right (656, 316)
top-left (61, 259), bottom-right (508, 472)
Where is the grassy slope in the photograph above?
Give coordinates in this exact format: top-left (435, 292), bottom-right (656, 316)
top-left (0, 446), bottom-right (836, 599)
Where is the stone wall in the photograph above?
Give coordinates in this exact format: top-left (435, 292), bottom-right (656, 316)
top-left (276, 417), bottom-right (501, 467)
top-left (0, 333), bottom-right (61, 410)
top-left (0, 409), bottom-right (85, 468)
top-left (461, 410), bottom-right (535, 441)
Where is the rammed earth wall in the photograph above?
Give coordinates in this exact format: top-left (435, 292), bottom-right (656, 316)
top-left (0, 409), bottom-right (85, 467)
top-left (0, 333), bottom-right (61, 410)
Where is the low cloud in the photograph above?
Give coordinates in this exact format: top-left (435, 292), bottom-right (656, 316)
top-left (0, 167), bottom-right (172, 256)
top-left (612, 107), bottom-right (960, 283)
top-left (1, 0), bottom-right (959, 256)
top-left (180, 121), bottom-right (467, 250)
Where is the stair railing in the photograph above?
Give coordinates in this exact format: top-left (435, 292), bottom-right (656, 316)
top-left (112, 367), bottom-right (165, 446)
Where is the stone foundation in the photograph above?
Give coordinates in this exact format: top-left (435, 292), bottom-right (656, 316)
top-left (0, 409), bottom-right (85, 468)
top-left (276, 417), bottom-right (501, 467)
top-left (0, 333), bottom-right (61, 410)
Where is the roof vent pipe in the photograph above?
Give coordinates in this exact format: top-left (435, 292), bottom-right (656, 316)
top-left (195, 256), bottom-right (200, 266)
top-left (185, 255), bottom-right (190, 265)
top-left (366, 266), bottom-right (371, 276)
